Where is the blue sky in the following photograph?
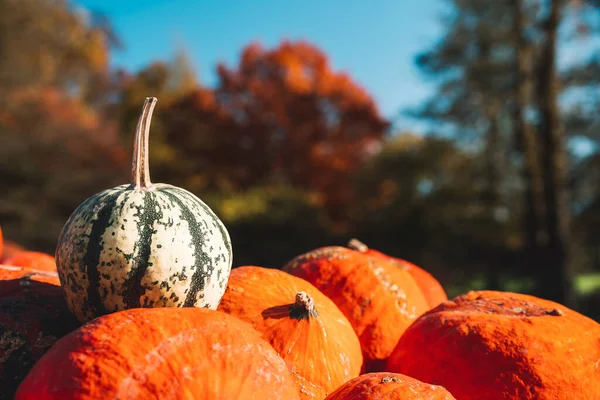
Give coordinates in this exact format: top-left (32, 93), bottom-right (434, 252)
top-left (76, 0), bottom-right (443, 128)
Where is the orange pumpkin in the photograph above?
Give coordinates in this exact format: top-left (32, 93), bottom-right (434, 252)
top-left (218, 266), bottom-right (363, 399)
top-left (324, 372), bottom-right (456, 400)
top-left (4, 251), bottom-right (56, 272)
top-left (0, 265), bottom-right (60, 286)
top-left (0, 264), bottom-right (78, 399)
top-left (348, 239), bottom-right (447, 308)
top-left (15, 307), bottom-right (301, 400)
top-left (387, 290), bottom-right (600, 400)
top-left (283, 246), bottom-right (428, 372)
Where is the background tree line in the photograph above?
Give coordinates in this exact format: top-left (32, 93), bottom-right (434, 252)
top-left (1, 0), bottom-right (599, 317)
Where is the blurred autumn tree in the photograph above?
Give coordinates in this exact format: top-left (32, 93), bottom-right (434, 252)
top-left (0, 0), bottom-right (118, 96)
top-left (409, 0), bottom-right (600, 306)
top-left (0, 89), bottom-right (126, 248)
top-left (0, 0), bottom-right (126, 250)
top-left (161, 41), bottom-right (389, 223)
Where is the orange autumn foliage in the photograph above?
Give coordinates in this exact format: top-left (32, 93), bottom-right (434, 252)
top-left (283, 246), bottom-right (429, 372)
top-left (324, 372), bottom-right (456, 400)
top-left (5, 88), bottom-right (126, 169)
top-left (348, 239), bottom-right (447, 308)
top-left (4, 251), bottom-right (57, 272)
top-left (164, 40), bottom-right (389, 218)
top-left (15, 308), bottom-right (300, 400)
top-left (218, 266), bottom-right (362, 399)
top-left (387, 290), bottom-right (600, 400)
top-left (0, 264), bottom-right (78, 399)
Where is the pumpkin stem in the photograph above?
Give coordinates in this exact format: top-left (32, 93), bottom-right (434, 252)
top-left (131, 97), bottom-right (158, 190)
top-left (347, 238), bottom-right (369, 252)
top-left (290, 292), bottom-right (318, 320)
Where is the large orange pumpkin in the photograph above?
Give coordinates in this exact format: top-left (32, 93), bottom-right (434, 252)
top-left (387, 290), bottom-right (600, 400)
top-left (282, 246), bottom-right (428, 372)
top-left (3, 251), bottom-right (57, 272)
top-left (348, 239), bottom-right (447, 308)
top-left (15, 307), bottom-right (301, 400)
top-left (324, 372), bottom-right (456, 400)
top-left (0, 265), bottom-right (78, 399)
top-left (218, 266), bottom-right (363, 399)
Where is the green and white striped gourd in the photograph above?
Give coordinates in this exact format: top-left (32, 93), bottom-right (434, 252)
top-left (55, 97), bottom-right (233, 323)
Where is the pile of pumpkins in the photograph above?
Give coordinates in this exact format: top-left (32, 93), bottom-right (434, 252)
top-left (2, 98), bottom-right (599, 400)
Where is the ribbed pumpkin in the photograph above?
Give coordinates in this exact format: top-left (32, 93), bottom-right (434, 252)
top-left (283, 246), bottom-right (428, 372)
top-left (324, 372), bottom-right (456, 400)
top-left (4, 251), bottom-right (57, 272)
top-left (0, 265), bottom-right (78, 400)
top-left (55, 97), bottom-right (232, 322)
top-left (218, 266), bottom-right (362, 399)
top-left (15, 307), bottom-right (300, 400)
top-left (348, 239), bottom-right (447, 308)
top-left (387, 290), bottom-right (600, 400)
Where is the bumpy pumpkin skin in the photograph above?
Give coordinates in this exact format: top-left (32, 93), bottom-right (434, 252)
top-left (0, 265), bottom-right (79, 400)
top-left (283, 246), bottom-right (429, 372)
top-left (365, 252), bottom-right (447, 308)
top-left (15, 308), bottom-right (300, 400)
top-left (218, 266), bottom-right (363, 399)
top-left (55, 183), bottom-right (232, 323)
top-left (347, 240), bottom-right (447, 308)
top-left (387, 290), bottom-right (600, 400)
top-left (4, 251), bottom-right (57, 272)
top-left (324, 372), bottom-right (456, 400)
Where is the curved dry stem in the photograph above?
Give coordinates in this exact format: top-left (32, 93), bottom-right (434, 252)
top-left (347, 238), bottom-right (369, 252)
top-left (131, 97), bottom-right (158, 189)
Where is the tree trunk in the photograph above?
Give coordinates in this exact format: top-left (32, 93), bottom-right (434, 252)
top-left (484, 102), bottom-right (504, 290)
top-left (536, 0), bottom-right (576, 307)
top-left (512, 0), bottom-right (547, 283)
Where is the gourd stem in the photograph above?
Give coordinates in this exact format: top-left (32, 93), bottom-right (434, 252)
top-left (347, 238), bottom-right (369, 252)
top-left (131, 97), bottom-right (158, 189)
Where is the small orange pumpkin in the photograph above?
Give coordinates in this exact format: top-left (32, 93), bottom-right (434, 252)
top-left (0, 264), bottom-right (78, 399)
top-left (4, 251), bottom-right (56, 272)
top-left (324, 372), bottom-right (456, 400)
top-left (15, 307), bottom-right (301, 400)
top-left (283, 246), bottom-right (428, 372)
top-left (387, 290), bottom-right (600, 400)
top-left (347, 239), bottom-right (447, 308)
top-left (218, 266), bottom-right (363, 399)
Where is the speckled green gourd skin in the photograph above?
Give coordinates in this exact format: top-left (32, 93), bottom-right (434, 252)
top-left (55, 183), bottom-right (232, 323)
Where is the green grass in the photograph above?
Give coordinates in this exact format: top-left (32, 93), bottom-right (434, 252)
top-left (575, 272), bottom-right (600, 296)
top-left (446, 272), bottom-right (600, 298)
